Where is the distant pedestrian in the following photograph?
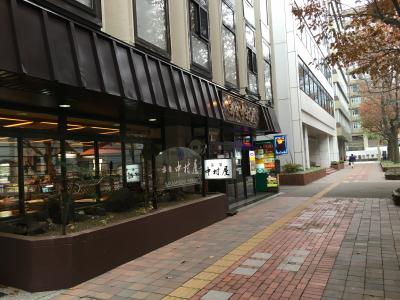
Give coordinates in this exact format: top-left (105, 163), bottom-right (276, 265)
top-left (349, 154), bottom-right (356, 168)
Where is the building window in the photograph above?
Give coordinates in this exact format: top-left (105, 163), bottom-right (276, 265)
top-left (247, 49), bottom-right (258, 94)
top-left (351, 84), bottom-right (359, 93)
top-left (353, 122), bottom-right (361, 129)
top-left (23, 139), bottom-right (61, 212)
top-left (32, 0), bottom-right (102, 28)
top-left (352, 108), bottom-right (359, 117)
top-left (264, 60), bottom-right (272, 103)
top-left (260, 0), bottom-right (268, 36)
top-left (351, 96), bottom-right (361, 105)
top-left (0, 137), bottom-right (19, 218)
top-left (243, 0), bottom-right (255, 27)
top-left (244, 1), bottom-right (257, 95)
top-left (189, 0), bottom-right (210, 71)
top-left (135, 0), bottom-right (169, 54)
top-left (74, 0), bottom-right (93, 8)
top-left (221, 1), bottom-right (237, 86)
top-left (245, 25), bottom-right (255, 48)
top-left (298, 59), bottom-right (334, 116)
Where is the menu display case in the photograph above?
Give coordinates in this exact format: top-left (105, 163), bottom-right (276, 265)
top-left (254, 140), bottom-right (279, 192)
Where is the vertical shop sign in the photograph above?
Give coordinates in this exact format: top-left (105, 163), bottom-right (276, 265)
top-left (249, 150), bottom-right (256, 175)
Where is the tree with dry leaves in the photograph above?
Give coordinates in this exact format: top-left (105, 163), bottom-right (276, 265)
top-left (293, 0), bottom-right (400, 161)
top-left (292, 0), bottom-right (400, 78)
top-left (359, 74), bottom-right (400, 162)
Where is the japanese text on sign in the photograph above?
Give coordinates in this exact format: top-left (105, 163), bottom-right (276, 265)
top-left (204, 159), bottom-right (235, 180)
top-left (156, 147), bottom-right (202, 190)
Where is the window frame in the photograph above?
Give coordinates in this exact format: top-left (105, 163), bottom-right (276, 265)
top-left (264, 59), bottom-right (273, 104)
top-left (31, 0), bottom-right (102, 28)
top-left (221, 0), bottom-right (238, 88)
top-left (133, 0), bottom-right (171, 60)
top-left (189, 0), bottom-right (212, 76)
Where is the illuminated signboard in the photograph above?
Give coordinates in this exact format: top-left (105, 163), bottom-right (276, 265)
top-left (274, 135), bottom-right (288, 155)
top-left (204, 159), bottom-right (235, 180)
top-left (126, 164), bottom-right (140, 183)
top-left (249, 150), bottom-right (256, 176)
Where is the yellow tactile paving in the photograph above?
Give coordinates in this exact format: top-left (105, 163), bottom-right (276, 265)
top-left (162, 296), bottom-right (184, 300)
top-left (163, 175), bottom-right (349, 299)
top-left (183, 278), bottom-right (210, 289)
top-left (203, 265), bottom-right (228, 274)
top-left (193, 272), bottom-right (219, 281)
top-left (214, 259), bottom-right (234, 267)
top-left (169, 287), bottom-right (199, 298)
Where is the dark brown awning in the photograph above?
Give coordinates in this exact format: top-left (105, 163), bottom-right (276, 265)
top-left (0, 0), bottom-right (280, 133)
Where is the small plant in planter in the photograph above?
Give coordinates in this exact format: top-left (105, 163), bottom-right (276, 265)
top-left (282, 163), bottom-right (303, 174)
top-left (331, 161), bottom-right (339, 165)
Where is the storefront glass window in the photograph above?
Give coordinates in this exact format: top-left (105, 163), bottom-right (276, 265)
top-left (98, 142), bottom-right (123, 197)
top-left (0, 137), bottom-right (18, 218)
top-left (65, 140), bottom-right (97, 203)
top-left (23, 139), bottom-right (61, 212)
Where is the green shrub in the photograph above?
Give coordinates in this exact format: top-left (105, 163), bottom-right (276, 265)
top-left (282, 163), bottom-right (303, 174)
top-left (331, 161), bottom-right (339, 165)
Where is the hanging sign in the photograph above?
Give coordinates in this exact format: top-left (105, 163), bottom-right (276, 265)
top-left (274, 135), bottom-right (288, 155)
top-left (204, 159), bottom-right (235, 180)
top-left (221, 92), bottom-right (260, 128)
top-left (156, 147), bottom-right (202, 190)
top-left (126, 164), bottom-right (141, 183)
top-left (249, 150), bottom-right (256, 176)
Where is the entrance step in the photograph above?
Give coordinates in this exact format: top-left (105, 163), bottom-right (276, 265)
top-left (325, 167), bottom-right (337, 175)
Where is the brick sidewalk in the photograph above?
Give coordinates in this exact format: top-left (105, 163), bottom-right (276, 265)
top-left (52, 165), bottom-right (400, 300)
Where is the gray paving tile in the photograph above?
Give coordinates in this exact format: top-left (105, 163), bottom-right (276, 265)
top-left (251, 252), bottom-right (272, 260)
top-left (277, 263), bottom-right (301, 272)
top-left (242, 258), bottom-right (266, 268)
top-left (201, 290), bottom-right (233, 300)
top-left (232, 267), bottom-right (257, 276)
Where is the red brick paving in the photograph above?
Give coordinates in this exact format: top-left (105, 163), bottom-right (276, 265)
top-left (192, 197), bottom-right (357, 299)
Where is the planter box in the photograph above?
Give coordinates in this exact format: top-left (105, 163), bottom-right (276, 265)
top-left (0, 194), bottom-right (228, 292)
top-left (385, 169), bottom-right (400, 180)
top-left (331, 163), bottom-right (344, 170)
top-left (279, 168), bottom-right (326, 186)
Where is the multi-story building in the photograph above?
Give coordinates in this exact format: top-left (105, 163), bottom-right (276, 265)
top-left (270, 0), bottom-right (339, 169)
top-left (0, 0), bottom-right (282, 291)
top-left (347, 79), bottom-right (380, 152)
top-left (329, 0), bottom-right (352, 161)
top-left (333, 68), bottom-right (352, 160)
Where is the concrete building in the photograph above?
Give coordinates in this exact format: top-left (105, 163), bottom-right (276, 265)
top-left (329, 0), bottom-right (352, 161)
top-left (333, 68), bottom-right (352, 160)
top-left (347, 79), bottom-right (380, 152)
top-left (103, 0), bottom-right (273, 107)
top-left (270, 0), bottom-right (339, 169)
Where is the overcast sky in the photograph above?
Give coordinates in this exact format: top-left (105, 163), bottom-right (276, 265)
top-left (340, 0), bottom-right (363, 8)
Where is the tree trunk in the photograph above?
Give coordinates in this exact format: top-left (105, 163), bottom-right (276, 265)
top-left (389, 127), bottom-right (400, 163)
